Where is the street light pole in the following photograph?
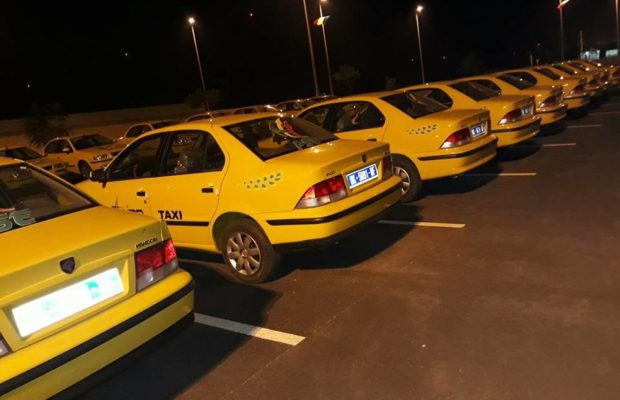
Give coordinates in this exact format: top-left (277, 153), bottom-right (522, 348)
top-left (616, 0), bottom-right (619, 54)
top-left (188, 17), bottom-right (209, 111)
top-left (415, 5), bottom-right (425, 84)
top-left (302, 0), bottom-right (320, 96)
top-left (319, 0), bottom-right (334, 95)
top-left (559, 5), bottom-right (565, 60)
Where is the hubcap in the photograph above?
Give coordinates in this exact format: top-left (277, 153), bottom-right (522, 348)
top-left (226, 232), bottom-right (262, 276)
top-left (394, 166), bottom-right (411, 195)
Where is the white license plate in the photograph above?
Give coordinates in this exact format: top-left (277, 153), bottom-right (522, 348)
top-left (12, 268), bottom-right (124, 337)
top-left (521, 105), bottom-right (534, 116)
top-left (346, 164), bottom-right (379, 189)
top-left (470, 123), bottom-right (485, 138)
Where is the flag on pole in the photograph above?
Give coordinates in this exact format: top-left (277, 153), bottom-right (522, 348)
top-left (313, 16), bottom-right (331, 26)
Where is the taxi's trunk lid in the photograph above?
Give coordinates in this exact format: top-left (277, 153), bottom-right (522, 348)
top-left (479, 95), bottom-right (534, 127)
top-left (0, 206), bottom-right (165, 351)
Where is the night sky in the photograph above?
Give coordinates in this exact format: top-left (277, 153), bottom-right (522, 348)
top-left (0, 0), bottom-right (616, 119)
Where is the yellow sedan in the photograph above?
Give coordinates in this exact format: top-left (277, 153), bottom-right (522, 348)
top-left (547, 64), bottom-right (606, 99)
top-left (298, 91), bottom-right (497, 202)
top-left (0, 146), bottom-right (68, 176)
top-left (402, 81), bottom-right (540, 148)
top-left (464, 74), bottom-right (567, 126)
top-left (0, 158), bottom-right (194, 400)
top-left (501, 67), bottom-right (591, 112)
top-left (77, 114), bottom-right (402, 283)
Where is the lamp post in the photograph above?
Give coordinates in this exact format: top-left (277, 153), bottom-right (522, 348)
top-left (616, 0), bottom-right (619, 54)
top-left (319, 0), bottom-right (334, 95)
top-left (558, 0), bottom-right (570, 61)
top-left (188, 17), bottom-right (209, 111)
top-left (415, 5), bottom-right (425, 83)
top-left (302, 0), bottom-right (320, 96)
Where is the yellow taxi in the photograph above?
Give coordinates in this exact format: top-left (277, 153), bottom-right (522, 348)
top-left (402, 81), bottom-right (541, 148)
top-left (43, 134), bottom-right (125, 178)
top-left (298, 92), bottom-right (496, 202)
top-left (77, 114), bottom-right (402, 283)
top-left (0, 146), bottom-right (68, 176)
top-left (115, 120), bottom-right (177, 147)
top-left (567, 60), bottom-right (618, 88)
top-left (578, 60), bottom-right (620, 86)
top-left (185, 110), bottom-right (233, 122)
top-left (464, 74), bottom-right (567, 126)
top-left (501, 68), bottom-right (590, 112)
top-left (547, 64), bottom-right (606, 99)
top-left (0, 158), bottom-right (194, 400)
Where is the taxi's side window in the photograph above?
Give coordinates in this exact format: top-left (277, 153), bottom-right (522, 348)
top-left (331, 102), bottom-right (385, 133)
top-left (511, 72), bottom-right (537, 85)
top-left (126, 125), bottom-right (146, 138)
top-left (160, 130), bottom-right (225, 176)
top-left (107, 135), bottom-right (164, 181)
top-left (473, 80), bottom-right (502, 94)
top-left (300, 106), bottom-right (331, 128)
top-left (45, 141), bottom-right (63, 154)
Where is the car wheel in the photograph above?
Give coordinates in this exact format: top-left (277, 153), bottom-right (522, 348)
top-left (221, 219), bottom-right (281, 284)
top-left (393, 155), bottom-right (422, 203)
top-left (78, 161), bottom-right (92, 178)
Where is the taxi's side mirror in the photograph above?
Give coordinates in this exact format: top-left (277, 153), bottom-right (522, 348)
top-left (61, 147), bottom-right (72, 154)
top-left (90, 169), bottom-right (106, 183)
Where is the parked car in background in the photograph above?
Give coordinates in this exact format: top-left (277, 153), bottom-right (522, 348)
top-left (402, 81), bottom-right (540, 148)
top-left (299, 91), bottom-right (496, 202)
top-left (276, 99), bottom-right (315, 114)
top-left (78, 114), bottom-right (401, 283)
top-left (115, 120), bottom-right (177, 147)
top-left (0, 146), bottom-right (68, 176)
top-left (548, 63), bottom-right (607, 99)
top-left (232, 105), bottom-right (280, 115)
top-left (43, 134), bottom-right (124, 178)
top-left (0, 157), bottom-right (194, 400)
top-left (185, 110), bottom-right (233, 122)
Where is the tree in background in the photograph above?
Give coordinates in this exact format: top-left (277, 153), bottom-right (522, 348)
top-left (333, 65), bottom-right (362, 95)
top-left (23, 103), bottom-right (69, 147)
top-left (185, 89), bottom-right (222, 110)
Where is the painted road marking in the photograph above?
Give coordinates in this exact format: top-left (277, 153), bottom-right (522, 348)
top-left (378, 220), bottom-right (466, 229)
top-left (195, 314), bottom-right (306, 346)
top-left (457, 172), bottom-right (537, 177)
top-left (517, 143), bottom-right (577, 148)
top-left (589, 111), bottom-right (620, 115)
top-left (566, 124), bottom-right (603, 128)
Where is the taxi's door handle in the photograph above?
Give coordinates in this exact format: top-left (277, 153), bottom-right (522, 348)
top-left (201, 186), bottom-right (214, 194)
top-left (136, 190), bottom-right (146, 197)
top-left (367, 138), bottom-right (377, 142)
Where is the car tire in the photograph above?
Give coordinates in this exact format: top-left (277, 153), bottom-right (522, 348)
top-left (221, 219), bottom-right (281, 284)
top-left (393, 155), bottom-right (422, 203)
top-left (78, 161), bottom-right (92, 179)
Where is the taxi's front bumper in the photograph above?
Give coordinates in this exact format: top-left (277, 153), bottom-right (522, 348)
top-left (260, 177), bottom-right (402, 250)
top-left (0, 272), bottom-right (194, 400)
top-left (491, 119), bottom-right (541, 148)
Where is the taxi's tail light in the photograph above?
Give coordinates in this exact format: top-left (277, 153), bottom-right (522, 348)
top-left (382, 156), bottom-right (393, 179)
top-left (539, 94), bottom-right (561, 109)
top-left (499, 109), bottom-right (523, 125)
top-left (0, 334), bottom-right (10, 358)
top-left (296, 176), bottom-right (347, 209)
top-left (587, 78), bottom-right (598, 87)
top-left (570, 84), bottom-right (586, 96)
top-left (135, 239), bottom-right (178, 291)
top-left (440, 128), bottom-right (471, 149)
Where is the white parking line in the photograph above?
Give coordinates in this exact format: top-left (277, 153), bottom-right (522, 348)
top-left (566, 124), bottom-right (603, 128)
top-left (589, 111), bottom-right (620, 115)
top-left (378, 220), bottom-right (466, 229)
top-left (457, 172), bottom-right (537, 177)
top-left (194, 314), bottom-right (306, 346)
top-left (516, 143), bottom-right (577, 148)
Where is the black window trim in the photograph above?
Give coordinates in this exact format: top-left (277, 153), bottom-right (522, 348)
top-left (156, 129), bottom-right (227, 178)
top-left (105, 133), bottom-right (169, 182)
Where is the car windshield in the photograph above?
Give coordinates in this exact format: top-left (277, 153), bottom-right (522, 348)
top-left (71, 134), bottom-right (113, 150)
top-left (152, 121), bottom-right (176, 129)
top-left (553, 64), bottom-right (578, 75)
top-left (450, 81), bottom-right (499, 101)
top-left (534, 68), bottom-right (561, 80)
top-left (224, 117), bottom-right (337, 160)
top-left (0, 147), bottom-right (42, 160)
top-left (0, 164), bottom-right (94, 234)
top-left (381, 92), bottom-right (448, 119)
top-left (496, 74), bottom-right (535, 90)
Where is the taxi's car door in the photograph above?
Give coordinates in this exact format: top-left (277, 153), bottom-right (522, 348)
top-left (45, 139), bottom-right (74, 171)
top-left (99, 133), bottom-right (166, 216)
top-left (144, 129), bottom-right (226, 247)
top-left (301, 101), bottom-right (387, 141)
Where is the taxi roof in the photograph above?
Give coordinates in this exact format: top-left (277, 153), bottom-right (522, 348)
top-left (0, 157), bottom-right (22, 167)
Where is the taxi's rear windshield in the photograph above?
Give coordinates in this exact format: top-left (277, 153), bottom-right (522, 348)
top-left (553, 64), bottom-right (578, 75)
top-left (450, 81), bottom-right (499, 101)
top-left (0, 147), bottom-right (42, 160)
top-left (534, 68), bottom-right (561, 80)
top-left (496, 74), bottom-right (535, 90)
top-left (224, 117), bottom-right (337, 160)
top-left (0, 164), bottom-right (94, 234)
top-left (381, 92), bottom-right (448, 119)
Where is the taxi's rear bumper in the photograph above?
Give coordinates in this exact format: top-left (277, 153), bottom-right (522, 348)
top-left (415, 137), bottom-right (497, 180)
top-left (565, 95), bottom-right (590, 111)
top-left (491, 119), bottom-right (541, 147)
top-left (538, 105), bottom-right (567, 126)
top-left (0, 273), bottom-right (194, 400)
top-left (261, 178), bottom-right (402, 248)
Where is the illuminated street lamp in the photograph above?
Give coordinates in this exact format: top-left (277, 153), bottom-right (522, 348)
top-left (318, 0), bottom-right (334, 95)
top-left (188, 17), bottom-right (209, 111)
top-left (302, 0), bottom-right (320, 96)
top-left (415, 5), bottom-right (426, 83)
top-left (557, 0), bottom-right (570, 60)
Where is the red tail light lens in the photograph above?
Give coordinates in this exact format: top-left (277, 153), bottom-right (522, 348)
top-left (499, 109), bottom-right (523, 125)
top-left (570, 84), bottom-right (585, 95)
top-left (382, 156), bottom-right (393, 179)
top-left (135, 239), bottom-right (178, 291)
top-left (440, 128), bottom-right (471, 149)
top-left (0, 334), bottom-right (10, 358)
top-left (539, 94), bottom-right (562, 109)
top-left (296, 176), bottom-right (347, 209)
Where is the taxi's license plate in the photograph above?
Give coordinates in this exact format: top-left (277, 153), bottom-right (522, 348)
top-left (346, 164), bottom-right (379, 189)
top-left (12, 268), bottom-right (124, 337)
top-left (471, 123), bottom-right (485, 137)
